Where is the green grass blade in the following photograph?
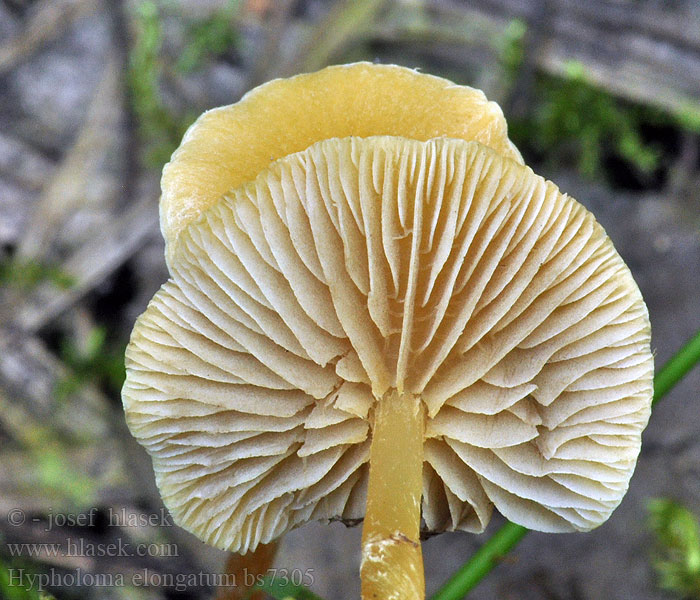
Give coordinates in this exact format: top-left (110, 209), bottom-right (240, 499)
top-left (430, 522), bottom-right (528, 600)
top-left (430, 326), bottom-right (700, 600)
top-left (653, 328), bottom-right (700, 405)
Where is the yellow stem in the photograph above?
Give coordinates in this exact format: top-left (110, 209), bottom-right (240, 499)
top-left (216, 542), bottom-right (278, 600)
top-left (360, 390), bottom-right (425, 600)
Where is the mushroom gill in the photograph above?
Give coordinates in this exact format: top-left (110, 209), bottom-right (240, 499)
top-left (122, 64), bottom-right (653, 600)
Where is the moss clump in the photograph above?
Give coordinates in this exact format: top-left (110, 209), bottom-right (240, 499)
top-left (648, 498), bottom-right (700, 599)
top-left (509, 61), bottom-right (660, 179)
top-left (127, 1), bottom-right (240, 167)
top-left (0, 257), bottom-right (74, 292)
top-left (55, 326), bottom-right (126, 402)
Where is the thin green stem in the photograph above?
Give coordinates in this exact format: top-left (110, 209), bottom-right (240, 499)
top-left (653, 328), bottom-right (700, 405)
top-left (430, 326), bottom-right (700, 600)
top-left (430, 521), bottom-right (528, 600)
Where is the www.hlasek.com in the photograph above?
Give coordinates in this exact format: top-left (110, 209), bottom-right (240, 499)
top-left (8, 568), bottom-right (316, 593)
top-left (6, 538), bottom-right (179, 558)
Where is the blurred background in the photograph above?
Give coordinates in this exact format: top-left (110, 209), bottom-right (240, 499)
top-left (0, 0), bottom-right (699, 599)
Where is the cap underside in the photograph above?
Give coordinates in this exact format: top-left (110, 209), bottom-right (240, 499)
top-left (124, 136), bottom-right (653, 552)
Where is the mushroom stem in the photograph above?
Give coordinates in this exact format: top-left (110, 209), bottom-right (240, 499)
top-left (216, 542), bottom-right (278, 600)
top-left (360, 390), bottom-right (425, 600)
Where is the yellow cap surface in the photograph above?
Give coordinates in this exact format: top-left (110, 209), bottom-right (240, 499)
top-left (161, 62), bottom-right (522, 251)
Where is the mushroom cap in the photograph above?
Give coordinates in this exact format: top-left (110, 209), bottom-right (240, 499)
top-left (123, 65), bottom-right (653, 554)
top-left (160, 62), bottom-right (522, 255)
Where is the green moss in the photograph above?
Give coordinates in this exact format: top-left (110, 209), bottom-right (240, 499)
top-left (54, 326), bottom-right (126, 402)
top-left (127, 1), bottom-right (240, 167)
top-left (498, 18), bottom-right (527, 84)
top-left (508, 60), bottom-right (660, 179)
top-left (128, 1), bottom-right (190, 167)
top-left (675, 102), bottom-right (700, 133)
top-left (648, 498), bottom-right (700, 599)
top-left (0, 557), bottom-right (54, 600)
top-left (176, 1), bottom-right (240, 73)
top-left (0, 257), bottom-right (74, 292)
top-left (34, 444), bottom-right (97, 506)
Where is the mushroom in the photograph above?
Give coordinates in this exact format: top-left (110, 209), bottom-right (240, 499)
top-left (122, 63), bottom-right (653, 600)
